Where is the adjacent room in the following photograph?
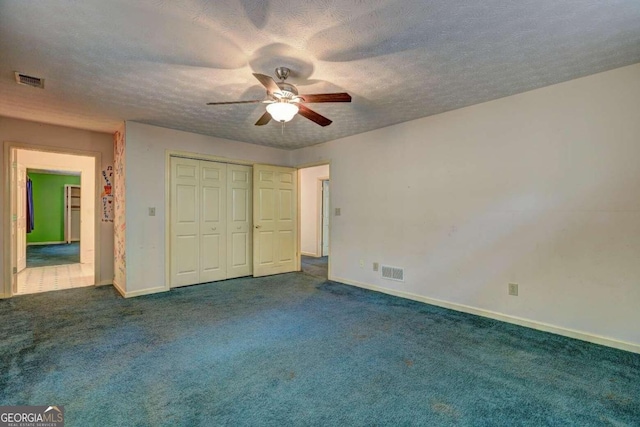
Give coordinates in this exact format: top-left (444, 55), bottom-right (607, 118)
top-left (25, 170), bottom-right (81, 268)
top-left (1, 1), bottom-right (639, 425)
top-left (11, 148), bottom-right (97, 295)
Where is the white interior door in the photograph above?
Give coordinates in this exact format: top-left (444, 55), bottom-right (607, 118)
top-left (253, 164), bottom-right (298, 277)
top-left (322, 180), bottom-right (330, 257)
top-left (227, 164), bottom-right (252, 279)
top-left (199, 161), bottom-right (227, 282)
top-left (170, 157), bottom-right (200, 287)
top-left (17, 164), bottom-right (27, 272)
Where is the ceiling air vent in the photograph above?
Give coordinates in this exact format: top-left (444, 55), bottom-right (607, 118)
top-left (15, 72), bottom-right (45, 89)
top-left (381, 265), bottom-right (404, 282)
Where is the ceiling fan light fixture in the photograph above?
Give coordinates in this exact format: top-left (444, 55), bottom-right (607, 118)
top-left (266, 102), bottom-right (299, 122)
top-left (208, 68), bottom-right (351, 127)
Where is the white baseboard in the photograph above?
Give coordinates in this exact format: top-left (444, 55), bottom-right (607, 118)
top-left (27, 241), bottom-right (66, 246)
top-left (329, 275), bottom-right (640, 355)
top-left (301, 251), bottom-right (320, 257)
top-left (95, 279), bottom-right (113, 287)
top-left (112, 279), bottom-right (167, 298)
top-left (112, 279), bottom-right (126, 297)
top-left (125, 286), bottom-right (167, 298)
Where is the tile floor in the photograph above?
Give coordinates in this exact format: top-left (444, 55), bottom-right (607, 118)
top-left (16, 263), bottom-right (95, 295)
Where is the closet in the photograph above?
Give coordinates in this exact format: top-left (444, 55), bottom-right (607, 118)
top-left (64, 184), bottom-right (81, 243)
top-left (170, 157), bottom-right (252, 287)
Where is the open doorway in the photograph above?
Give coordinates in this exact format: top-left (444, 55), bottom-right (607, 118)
top-left (25, 171), bottom-right (81, 268)
top-left (11, 148), bottom-right (96, 295)
top-left (299, 164), bottom-right (330, 278)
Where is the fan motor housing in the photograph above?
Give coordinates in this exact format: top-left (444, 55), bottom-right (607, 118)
top-left (276, 82), bottom-right (298, 96)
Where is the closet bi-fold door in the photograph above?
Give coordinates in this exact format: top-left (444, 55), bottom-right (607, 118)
top-left (170, 157), bottom-right (200, 287)
top-left (252, 164), bottom-right (298, 277)
top-left (171, 157), bottom-right (252, 288)
top-left (226, 164), bottom-right (252, 279)
top-left (199, 161), bottom-right (227, 283)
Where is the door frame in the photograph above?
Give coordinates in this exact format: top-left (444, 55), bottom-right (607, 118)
top-left (319, 178), bottom-right (330, 257)
top-left (2, 141), bottom-right (102, 298)
top-left (296, 161), bottom-right (331, 276)
top-left (316, 176), bottom-right (329, 257)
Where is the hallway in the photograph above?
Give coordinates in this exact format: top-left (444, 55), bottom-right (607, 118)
top-left (16, 263), bottom-right (94, 295)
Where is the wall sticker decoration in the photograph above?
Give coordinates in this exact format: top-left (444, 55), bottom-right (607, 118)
top-left (101, 165), bottom-right (114, 222)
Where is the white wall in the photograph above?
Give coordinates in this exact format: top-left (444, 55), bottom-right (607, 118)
top-left (300, 164), bottom-right (329, 256)
top-left (17, 150), bottom-right (95, 264)
top-left (123, 121), bottom-right (292, 294)
top-left (292, 64), bottom-right (640, 350)
top-left (0, 116), bottom-right (114, 292)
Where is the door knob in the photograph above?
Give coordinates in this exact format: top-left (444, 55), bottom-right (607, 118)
top-left (255, 225), bottom-right (261, 229)
top-left (237, 226), bottom-right (241, 230)
top-left (212, 227), bottom-right (217, 231)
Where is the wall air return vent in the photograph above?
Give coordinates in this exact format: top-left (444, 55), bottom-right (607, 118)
top-left (15, 72), bottom-right (45, 89)
top-left (381, 265), bottom-right (404, 282)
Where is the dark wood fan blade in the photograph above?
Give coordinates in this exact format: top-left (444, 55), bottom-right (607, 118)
top-left (255, 111), bottom-right (272, 126)
top-left (253, 73), bottom-right (282, 95)
top-left (298, 104), bottom-right (332, 127)
top-left (206, 100), bottom-right (262, 105)
top-left (300, 93), bottom-right (352, 103)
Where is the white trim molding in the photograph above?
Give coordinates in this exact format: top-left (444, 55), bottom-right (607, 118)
top-left (112, 279), bottom-right (126, 297)
top-left (27, 241), bottom-right (67, 246)
top-left (113, 279), bottom-right (165, 298)
top-left (301, 251), bottom-right (319, 257)
top-left (329, 275), bottom-right (640, 355)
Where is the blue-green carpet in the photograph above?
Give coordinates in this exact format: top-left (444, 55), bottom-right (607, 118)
top-left (26, 242), bottom-right (80, 268)
top-left (1, 273), bottom-right (638, 426)
top-left (301, 255), bottom-right (328, 278)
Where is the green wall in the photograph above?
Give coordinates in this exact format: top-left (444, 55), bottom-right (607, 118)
top-left (27, 172), bottom-right (81, 244)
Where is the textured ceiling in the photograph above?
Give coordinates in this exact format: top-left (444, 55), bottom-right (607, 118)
top-left (1, 0), bottom-right (639, 149)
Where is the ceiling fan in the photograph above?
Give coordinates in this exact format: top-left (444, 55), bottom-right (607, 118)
top-left (207, 67), bottom-right (351, 127)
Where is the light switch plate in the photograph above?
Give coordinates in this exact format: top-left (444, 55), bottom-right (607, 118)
top-left (149, 207), bottom-right (156, 216)
top-left (335, 207), bottom-right (341, 216)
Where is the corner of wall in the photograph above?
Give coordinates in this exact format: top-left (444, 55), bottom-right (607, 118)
top-left (113, 125), bottom-right (126, 292)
